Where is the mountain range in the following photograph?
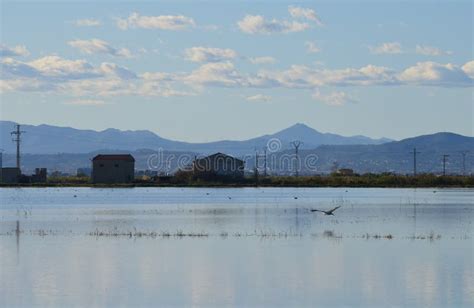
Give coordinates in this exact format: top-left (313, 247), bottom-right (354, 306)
top-left (0, 121), bottom-right (391, 155)
top-left (1, 121), bottom-right (472, 175)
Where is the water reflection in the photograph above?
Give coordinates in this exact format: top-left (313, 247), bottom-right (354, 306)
top-left (0, 187), bottom-right (473, 307)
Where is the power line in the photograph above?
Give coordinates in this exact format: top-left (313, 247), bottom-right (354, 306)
top-left (291, 141), bottom-right (303, 177)
top-left (11, 124), bottom-right (25, 170)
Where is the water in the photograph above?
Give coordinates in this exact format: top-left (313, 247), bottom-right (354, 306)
top-left (1, 187), bottom-right (473, 307)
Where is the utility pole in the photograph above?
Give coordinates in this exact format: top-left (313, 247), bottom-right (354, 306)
top-left (442, 154), bottom-right (450, 176)
top-left (263, 147), bottom-right (267, 177)
top-left (461, 151), bottom-right (469, 176)
top-left (11, 124), bottom-right (25, 170)
top-left (254, 150), bottom-right (259, 183)
top-left (410, 148), bottom-right (421, 176)
top-left (291, 141), bottom-right (303, 177)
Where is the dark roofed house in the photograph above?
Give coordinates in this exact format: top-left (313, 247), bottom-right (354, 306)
top-left (0, 167), bottom-right (21, 184)
top-left (193, 153), bottom-right (244, 178)
top-left (92, 154), bottom-right (135, 184)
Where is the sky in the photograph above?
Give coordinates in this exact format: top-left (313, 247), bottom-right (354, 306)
top-left (0, 0), bottom-right (473, 142)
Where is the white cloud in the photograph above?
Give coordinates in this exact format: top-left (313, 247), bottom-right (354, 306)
top-left (237, 15), bottom-right (309, 34)
top-left (255, 64), bottom-right (398, 88)
top-left (184, 47), bottom-right (237, 63)
top-left (64, 99), bottom-right (107, 106)
top-left (305, 41), bottom-right (321, 53)
top-left (180, 60), bottom-right (473, 89)
top-left (369, 42), bottom-right (402, 54)
top-left (1, 56), bottom-right (137, 92)
top-left (246, 94), bottom-right (272, 102)
top-left (75, 19), bottom-right (101, 27)
top-left (117, 12), bottom-right (195, 30)
top-left (462, 61), bottom-right (474, 79)
top-left (183, 61), bottom-right (247, 87)
top-left (399, 61), bottom-right (472, 86)
top-left (64, 79), bottom-right (138, 97)
top-left (312, 90), bottom-right (357, 106)
top-left (288, 6), bottom-right (323, 26)
top-left (249, 56), bottom-right (276, 65)
top-left (2, 55), bottom-right (473, 99)
top-left (99, 62), bottom-right (137, 79)
top-left (68, 39), bottom-right (132, 58)
top-left (27, 56), bottom-right (99, 79)
top-left (0, 55), bottom-right (192, 97)
top-left (415, 45), bottom-right (452, 56)
top-left (0, 44), bottom-right (30, 57)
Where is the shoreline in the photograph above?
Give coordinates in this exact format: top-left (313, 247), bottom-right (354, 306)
top-left (2, 175), bottom-right (473, 189)
top-left (1, 184), bottom-right (473, 189)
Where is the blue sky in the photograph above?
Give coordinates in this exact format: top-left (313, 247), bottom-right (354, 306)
top-left (1, 0), bottom-right (472, 142)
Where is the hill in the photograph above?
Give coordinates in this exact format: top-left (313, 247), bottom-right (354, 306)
top-left (0, 121), bottom-right (390, 155)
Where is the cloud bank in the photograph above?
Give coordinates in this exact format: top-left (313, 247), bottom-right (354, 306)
top-left (2, 54), bottom-right (473, 99)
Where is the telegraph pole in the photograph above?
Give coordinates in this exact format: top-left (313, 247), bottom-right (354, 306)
top-left (461, 151), bottom-right (469, 176)
top-left (263, 147), bottom-right (267, 177)
top-left (254, 150), bottom-right (259, 182)
top-left (410, 148), bottom-right (421, 176)
top-left (11, 124), bottom-right (25, 170)
top-left (442, 154), bottom-right (450, 176)
top-left (291, 141), bottom-right (303, 177)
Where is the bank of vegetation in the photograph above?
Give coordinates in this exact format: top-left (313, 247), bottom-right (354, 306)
top-left (1, 173), bottom-right (473, 188)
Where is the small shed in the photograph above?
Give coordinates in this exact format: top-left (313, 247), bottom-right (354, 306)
top-left (92, 154), bottom-right (135, 184)
top-left (0, 167), bottom-right (21, 184)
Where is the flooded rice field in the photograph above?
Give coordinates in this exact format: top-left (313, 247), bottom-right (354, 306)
top-left (1, 187), bottom-right (473, 307)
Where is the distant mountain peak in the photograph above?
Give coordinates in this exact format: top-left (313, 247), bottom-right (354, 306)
top-left (0, 120), bottom-right (392, 154)
top-left (287, 122), bottom-right (314, 130)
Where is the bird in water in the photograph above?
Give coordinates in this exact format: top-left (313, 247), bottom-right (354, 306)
top-left (310, 206), bottom-right (341, 216)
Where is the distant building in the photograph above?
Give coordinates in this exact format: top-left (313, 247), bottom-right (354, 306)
top-left (92, 154), bottom-right (135, 184)
top-left (336, 168), bottom-right (355, 176)
top-left (1, 167), bottom-right (21, 184)
top-left (31, 168), bottom-right (47, 183)
top-left (193, 153), bottom-right (244, 178)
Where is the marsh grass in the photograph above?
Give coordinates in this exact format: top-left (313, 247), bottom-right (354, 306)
top-left (2, 226), bottom-right (460, 241)
top-left (406, 232), bottom-right (442, 241)
top-left (88, 229), bottom-right (209, 238)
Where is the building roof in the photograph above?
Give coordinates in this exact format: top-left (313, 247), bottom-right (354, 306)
top-left (195, 152), bottom-right (244, 163)
top-left (92, 154), bottom-right (135, 162)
